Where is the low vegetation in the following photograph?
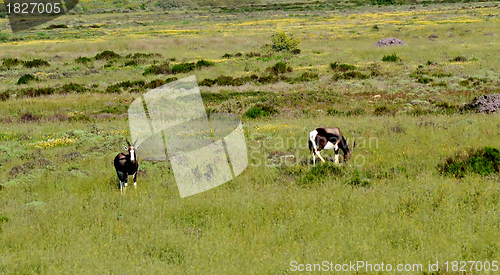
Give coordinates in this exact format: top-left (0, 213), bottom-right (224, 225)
top-left (0, 1), bottom-right (499, 273)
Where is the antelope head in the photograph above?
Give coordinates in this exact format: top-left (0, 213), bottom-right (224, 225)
top-left (124, 139), bottom-right (140, 162)
top-left (344, 141), bottom-right (356, 162)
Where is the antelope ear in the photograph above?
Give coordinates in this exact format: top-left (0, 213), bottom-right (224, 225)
top-left (123, 145), bottom-right (128, 150)
top-left (136, 144), bottom-right (141, 150)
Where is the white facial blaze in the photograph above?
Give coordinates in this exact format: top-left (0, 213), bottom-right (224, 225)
top-left (130, 148), bottom-right (135, 162)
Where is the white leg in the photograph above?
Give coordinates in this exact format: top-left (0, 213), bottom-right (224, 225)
top-left (334, 154), bottom-right (339, 164)
top-left (120, 181), bottom-right (124, 194)
top-left (316, 151), bottom-right (326, 163)
top-left (133, 173), bottom-right (137, 189)
top-left (313, 153), bottom-right (316, 165)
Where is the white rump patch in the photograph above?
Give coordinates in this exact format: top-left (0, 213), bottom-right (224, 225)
top-left (309, 130), bottom-right (318, 151)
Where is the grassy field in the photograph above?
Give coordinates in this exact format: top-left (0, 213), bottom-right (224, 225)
top-left (1, 1), bottom-right (500, 274)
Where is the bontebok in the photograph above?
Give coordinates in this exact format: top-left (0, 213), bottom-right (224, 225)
top-left (114, 139), bottom-right (140, 193)
top-left (309, 127), bottom-right (355, 165)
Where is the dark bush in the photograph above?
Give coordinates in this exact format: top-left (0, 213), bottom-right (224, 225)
top-left (23, 59), bottom-right (50, 68)
top-left (330, 62), bottom-right (357, 71)
top-left (450, 56), bottom-right (467, 62)
top-left (374, 106), bottom-right (393, 116)
top-left (257, 75), bottom-right (278, 84)
top-left (417, 77), bottom-right (433, 84)
top-left (125, 53), bottom-right (160, 59)
top-left (439, 147), bottom-right (500, 178)
top-left (299, 162), bottom-right (342, 186)
top-left (106, 85), bottom-right (121, 93)
top-left (287, 72), bottom-right (319, 84)
top-left (2, 58), bottom-right (22, 68)
top-left (267, 62), bottom-right (292, 75)
top-left (60, 83), bottom-right (87, 93)
top-left (332, 71), bottom-right (369, 81)
top-left (382, 53), bottom-right (400, 62)
top-left (143, 63), bottom-right (172, 75)
top-left (94, 50), bottom-right (121, 60)
top-left (199, 78), bottom-right (216, 87)
top-left (18, 87), bottom-right (55, 97)
top-left (145, 79), bottom-right (167, 89)
top-left (195, 59), bottom-right (215, 68)
top-left (19, 112), bottom-right (40, 123)
top-left (246, 52), bottom-right (261, 58)
top-left (222, 53), bottom-right (233, 58)
top-left (327, 108), bottom-right (365, 116)
top-left (124, 60), bottom-right (138, 67)
top-left (17, 74), bottom-right (38, 85)
top-left (0, 91), bottom-right (10, 101)
top-left (44, 24), bottom-right (68, 29)
top-left (75, 56), bottom-right (92, 64)
top-left (371, 0), bottom-right (395, 5)
top-left (244, 104), bottom-right (279, 119)
top-left (171, 62), bottom-right (195, 74)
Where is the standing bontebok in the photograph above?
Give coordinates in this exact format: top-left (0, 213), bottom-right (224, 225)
top-left (114, 140), bottom-right (140, 193)
top-left (308, 127), bottom-right (355, 165)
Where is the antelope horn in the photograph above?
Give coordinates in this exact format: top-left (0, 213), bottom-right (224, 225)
top-left (133, 139), bottom-right (138, 147)
top-left (350, 141), bottom-right (356, 153)
top-left (126, 140), bottom-right (131, 147)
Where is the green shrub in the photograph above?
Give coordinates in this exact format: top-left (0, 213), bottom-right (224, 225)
top-left (0, 91), bottom-right (10, 101)
top-left (125, 53), bottom-right (160, 59)
top-left (44, 24), bottom-right (68, 29)
top-left (17, 74), bottom-right (38, 85)
top-left (143, 63), bottom-right (172, 75)
top-left (23, 59), bottom-right (50, 68)
top-left (439, 147), bottom-right (500, 178)
top-left (330, 62), bottom-right (357, 71)
top-left (60, 83), bottom-right (87, 93)
top-left (417, 77), bottom-right (433, 84)
top-left (381, 53), bottom-right (400, 62)
top-left (270, 31), bottom-right (300, 52)
top-left (195, 59), bottom-right (215, 68)
top-left (94, 50), bottom-right (121, 60)
top-left (2, 58), bottom-right (22, 68)
top-left (347, 169), bottom-right (370, 186)
top-left (371, 0), bottom-right (395, 5)
top-left (18, 87), bottom-right (55, 97)
top-left (332, 71), bottom-right (369, 81)
top-left (244, 104), bottom-right (278, 119)
top-left (145, 79), bottom-right (167, 89)
top-left (327, 109), bottom-right (344, 116)
top-left (105, 85), bottom-right (121, 93)
top-left (450, 56), bottom-right (467, 62)
top-left (124, 60), bottom-right (138, 67)
top-left (246, 52), bottom-right (261, 58)
top-left (171, 62), bottom-right (195, 74)
top-left (267, 62), bottom-right (292, 75)
top-left (299, 162), bottom-right (342, 187)
top-left (286, 72), bottom-right (319, 84)
top-left (374, 106), bottom-right (393, 116)
top-left (327, 108), bottom-right (365, 116)
top-left (75, 56), bottom-right (92, 64)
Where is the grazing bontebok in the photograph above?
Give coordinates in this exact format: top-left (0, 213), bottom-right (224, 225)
top-left (114, 140), bottom-right (140, 193)
top-left (309, 127), bottom-right (355, 165)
